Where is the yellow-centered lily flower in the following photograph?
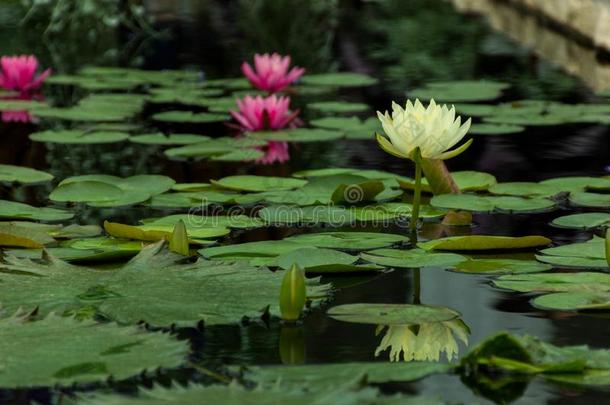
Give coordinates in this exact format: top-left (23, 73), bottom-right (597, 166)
top-left (376, 99), bottom-right (472, 161)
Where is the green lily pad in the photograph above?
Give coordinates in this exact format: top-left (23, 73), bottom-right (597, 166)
top-left (0, 243), bottom-right (329, 327)
top-left (430, 193), bottom-right (555, 213)
top-left (551, 213), bottom-right (610, 229)
top-left (30, 130), bottom-right (130, 144)
top-left (0, 200), bottom-right (73, 222)
top-left (199, 240), bottom-right (305, 259)
top-left (532, 292), bottom-right (610, 311)
top-left (462, 332), bottom-right (610, 385)
top-left (241, 362), bottom-right (451, 390)
top-left (0, 313), bottom-right (187, 388)
top-left (308, 101), bottom-right (369, 114)
top-left (164, 138), bottom-right (267, 159)
top-left (418, 235), bottom-right (551, 251)
top-left (301, 72), bottom-right (378, 87)
top-left (469, 123), bottom-right (525, 135)
top-left (129, 133), bottom-right (209, 145)
top-left (399, 171), bottom-right (497, 193)
top-left (50, 181), bottom-right (125, 203)
top-left (142, 214), bottom-right (264, 230)
top-left (494, 272), bottom-right (610, 293)
top-left (74, 380), bottom-right (434, 404)
top-left (360, 248), bottom-right (466, 268)
top-left (328, 303), bottom-right (460, 325)
top-left (310, 116), bottom-right (380, 139)
top-left (211, 175), bottom-right (307, 192)
top-left (152, 111), bottom-right (228, 123)
top-left (247, 128), bottom-right (344, 142)
top-left (410, 81), bottom-right (509, 102)
top-left (540, 176), bottom-right (610, 192)
top-left (489, 182), bottom-right (563, 198)
top-left (451, 259), bottom-right (552, 275)
top-left (0, 164), bottom-right (53, 184)
top-left (570, 192), bottom-right (610, 208)
top-left (257, 205), bottom-right (357, 226)
top-left (535, 236), bottom-right (608, 269)
top-left (275, 247), bottom-right (380, 273)
top-left (284, 232), bottom-right (408, 250)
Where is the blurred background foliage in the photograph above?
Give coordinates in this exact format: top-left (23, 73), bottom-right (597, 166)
top-left (0, 0), bottom-right (581, 98)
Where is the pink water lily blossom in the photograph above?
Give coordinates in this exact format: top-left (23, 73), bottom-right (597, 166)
top-left (0, 55), bottom-right (51, 94)
top-left (230, 95), bottom-right (298, 131)
top-left (257, 141), bottom-right (290, 165)
top-left (242, 53), bottom-right (304, 93)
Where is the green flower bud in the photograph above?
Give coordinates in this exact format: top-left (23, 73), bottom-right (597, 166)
top-left (279, 264), bottom-right (306, 322)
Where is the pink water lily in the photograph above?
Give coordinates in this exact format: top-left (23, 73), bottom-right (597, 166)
top-left (230, 95), bottom-right (298, 131)
top-left (242, 53), bottom-right (304, 93)
top-left (0, 55), bottom-right (51, 94)
top-left (257, 141), bottom-right (290, 165)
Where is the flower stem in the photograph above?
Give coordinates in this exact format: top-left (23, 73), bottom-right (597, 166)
top-left (410, 148), bottom-right (423, 239)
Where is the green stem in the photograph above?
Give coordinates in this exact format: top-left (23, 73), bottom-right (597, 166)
top-left (413, 268), bottom-right (421, 304)
top-left (410, 148), bottom-right (423, 238)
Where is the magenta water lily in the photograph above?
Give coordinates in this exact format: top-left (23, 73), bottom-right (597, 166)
top-left (242, 53), bottom-right (305, 93)
top-left (230, 94), bottom-right (298, 131)
top-left (0, 55), bottom-right (51, 94)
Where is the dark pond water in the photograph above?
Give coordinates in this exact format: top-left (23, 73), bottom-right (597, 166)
top-left (1, 1), bottom-right (610, 404)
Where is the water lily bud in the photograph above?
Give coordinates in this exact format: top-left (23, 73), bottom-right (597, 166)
top-left (279, 264), bottom-right (306, 322)
top-left (169, 220), bottom-right (189, 256)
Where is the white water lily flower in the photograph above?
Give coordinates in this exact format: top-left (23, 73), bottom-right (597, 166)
top-left (376, 99), bottom-right (472, 160)
top-left (374, 319), bottom-right (470, 362)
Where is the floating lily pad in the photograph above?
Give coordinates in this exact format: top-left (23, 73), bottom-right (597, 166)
top-left (410, 81), bottom-right (509, 102)
top-left (210, 148), bottom-right (265, 162)
top-left (462, 332), bottom-right (610, 386)
top-left (247, 128), bottom-right (344, 142)
top-left (535, 236), bottom-right (608, 269)
top-left (418, 235), bottom-right (551, 251)
top-left (494, 272), bottom-right (610, 293)
top-left (469, 123), bottom-right (525, 135)
top-left (164, 138), bottom-right (266, 159)
top-left (310, 116), bottom-right (380, 139)
top-left (532, 292), bottom-right (610, 311)
top-left (257, 205), bottom-right (357, 226)
top-left (328, 303), bottom-right (460, 325)
top-left (241, 362), bottom-right (451, 390)
top-left (0, 200), bottom-right (73, 222)
top-left (570, 192), bottom-right (610, 208)
top-left (551, 213), bottom-right (610, 229)
top-left (211, 175), bottom-right (307, 192)
top-left (399, 171), bottom-right (497, 193)
top-left (451, 259), bottom-right (552, 275)
top-left (430, 193), bottom-right (555, 213)
top-left (489, 182), bottom-right (562, 198)
top-left (0, 313), bottom-right (187, 388)
top-left (199, 240), bottom-right (305, 259)
top-left (301, 72), bottom-right (378, 87)
top-left (50, 181), bottom-right (125, 203)
top-left (284, 232), bottom-right (408, 250)
top-left (0, 222), bottom-right (55, 248)
top-left (275, 247), bottom-right (380, 273)
top-left (129, 133), bottom-right (209, 145)
top-left (30, 130), bottom-right (130, 144)
top-left (142, 214), bottom-right (264, 230)
top-left (152, 111), bottom-right (228, 123)
top-left (74, 380), bottom-right (429, 405)
top-left (0, 243), bottom-right (329, 327)
top-left (308, 101), bottom-right (369, 114)
top-left (540, 176), bottom-right (610, 192)
top-left (360, 248), bottom-right (465, 268)
top-left (0, 164), bottom-right (53, 184)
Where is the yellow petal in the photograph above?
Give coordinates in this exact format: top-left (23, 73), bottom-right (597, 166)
top-left (376, 133), bottom-right (411, 159)
top-left (435, 138), bottom-right (473, 160)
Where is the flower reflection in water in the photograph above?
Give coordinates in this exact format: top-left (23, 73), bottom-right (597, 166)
top-left (256, 140), bottom-right (290, 165)
top-left (375, 318), bottom-right (470, 362)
